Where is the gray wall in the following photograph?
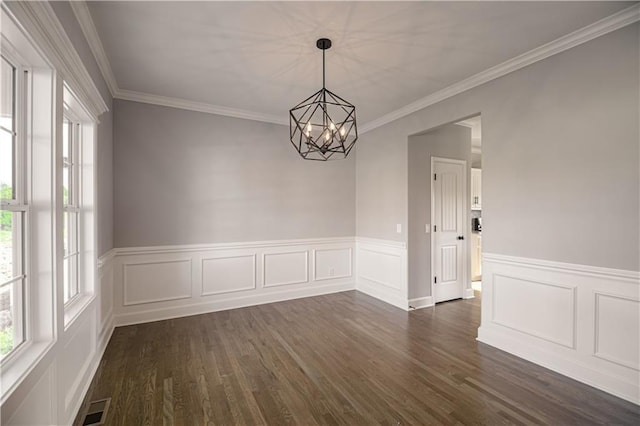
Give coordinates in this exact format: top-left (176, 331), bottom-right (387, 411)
top-left (356, 24), bottom-right (639, 271)
top-left (408, 125), bottom-right (471, 299)
top-left (51, 1), bottom-right (114, 256)
top-left (113, 100), bottom-right (356, 247)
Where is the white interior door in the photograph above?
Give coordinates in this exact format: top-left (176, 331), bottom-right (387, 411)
top-left (432, 158), bottom-right (466, 303)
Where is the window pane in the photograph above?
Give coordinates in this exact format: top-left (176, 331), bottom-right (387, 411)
top-left (63, 120), bottom-right (70, 205)
top-left (63, 256), bottom-right (69, 303)
top-left (0, 211), bottom-right (20, 284)
top-left (0, 57), bottom-right (14, 131)
top-left (0, 283), bottom-right (16, 356)
top-left (1, 57), bottom-right (15, 200)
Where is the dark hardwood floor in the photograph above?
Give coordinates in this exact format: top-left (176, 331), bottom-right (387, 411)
top-left (75, 291), bottom-right (640, 425)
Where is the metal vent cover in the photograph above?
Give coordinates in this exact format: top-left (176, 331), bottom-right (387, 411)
top-left (82, 398), bottom-right (110, 426)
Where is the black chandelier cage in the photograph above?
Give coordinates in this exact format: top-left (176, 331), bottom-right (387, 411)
top-left (289, 38), bottom-right (358, 161)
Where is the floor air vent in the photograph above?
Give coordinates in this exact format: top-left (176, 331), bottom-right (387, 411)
top-left (82, 398), bottom-right (111, 425)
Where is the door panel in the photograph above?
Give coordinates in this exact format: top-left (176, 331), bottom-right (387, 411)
top-left (433, 159), bottom-right (466, 303)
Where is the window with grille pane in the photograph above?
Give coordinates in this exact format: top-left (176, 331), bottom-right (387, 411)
top-left (0, 54), bottom-right (26, 359)
top-left (63, 116), bottom-right (80, 304)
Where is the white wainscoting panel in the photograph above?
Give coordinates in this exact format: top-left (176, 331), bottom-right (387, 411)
top-left (123, 259), bottom-right (192, 306)
top-left (594, 292), bottom-right (640, 370)
top-left (202, 254), bottom-right (256, 296)
top-left (314, 248), bottom-right (352, 281)
top-left (492, 274), bottom-right (576, 348)
top-left (479, 253), bottom-right (640, 405)
top-left (112, 238), bottom-right (355, 326)
top-left (355, 238), bottom-right (408, 310)
top-left (263, 251), bottom-right (309, 287)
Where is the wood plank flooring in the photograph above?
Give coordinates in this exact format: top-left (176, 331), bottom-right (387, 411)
top-left (75, 291), bottom-right (640, 425)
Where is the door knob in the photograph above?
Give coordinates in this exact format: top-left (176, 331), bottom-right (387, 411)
top-left (457, 236), bottom-right (464, 240)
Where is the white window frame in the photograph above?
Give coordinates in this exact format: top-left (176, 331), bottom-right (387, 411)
top-left (0, 47), bottom-right (29, 364)
top-left (62, 84), bottom-right (96, 327)
top-left (62, 111), bottom-right (81, 305)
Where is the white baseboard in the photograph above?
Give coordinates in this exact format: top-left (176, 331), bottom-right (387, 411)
top-left (481, 252), bottom-right (640, 405)
top-left (463, 288), bottom-right (475, 299)
top-left (115, 281), bottom-right (355, 326)
top-left (408, 296), bottom-right (434, 310)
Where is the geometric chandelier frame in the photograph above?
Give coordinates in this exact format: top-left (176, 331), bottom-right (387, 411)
top-left (289, 38), bottom-right (358, 161)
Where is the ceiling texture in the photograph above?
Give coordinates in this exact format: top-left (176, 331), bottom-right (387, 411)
top-left (80, 1), bottom-right (636, 130)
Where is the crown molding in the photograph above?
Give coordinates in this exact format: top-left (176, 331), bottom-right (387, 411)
top-left (2, 1), bottom-right (109, 120)
top-left (69, 0), bottom-right (118, 97)
top-left (115, 89), bottom-right (289, 126)
top-left (359, 3), bottom-right (640, 134)
top-left (65, 2), bottom-right (638, 130)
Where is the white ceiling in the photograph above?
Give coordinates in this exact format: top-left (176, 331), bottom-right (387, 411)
top-left (86, 1), bottom-right (634, 126)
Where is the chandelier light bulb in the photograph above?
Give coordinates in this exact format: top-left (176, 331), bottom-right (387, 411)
top-left (340, 127), bottom-right (346, 137)
top-left (325, 132), bottom-right (330, 141)
top-left (330, 122), bottom-right (336, 131)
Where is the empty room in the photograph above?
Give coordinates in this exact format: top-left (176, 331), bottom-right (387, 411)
top-left (1, 1), bottom-right (639, 425)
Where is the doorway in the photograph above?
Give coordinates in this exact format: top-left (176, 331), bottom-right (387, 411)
top-left (407, 121), bottom-right (477, 306)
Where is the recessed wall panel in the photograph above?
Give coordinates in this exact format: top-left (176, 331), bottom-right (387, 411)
top-left (123, 259), bottom-right (192, 305)
top-left (263, 251), bottom-right (308, 287)
top-left (595, 293), bottom-right (640, 370)
top-left (202, 255), bottom-right (256, 296)
top-left (314, 248), bottom-right (352, 281)
top-left (492, 274), bottom-right (576, 348)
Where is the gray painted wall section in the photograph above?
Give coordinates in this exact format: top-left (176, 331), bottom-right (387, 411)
top-left (51, 1), bottom-right (114, 256)
top-left (113, 100), bottom-right (355, 247)
top-left (408, 125), bottom-right (471, 299)
top-left (356, 24), bottom-right (639, 271)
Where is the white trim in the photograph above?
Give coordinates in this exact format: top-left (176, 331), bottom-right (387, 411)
top-left (115, 89), bottom-right (288, 126)
top-left (122, 259), bottom-right (193, 306)
top-left (200, 254), bottom-right (257, 297)
top-left (114, 237), bottom-right (354, 256)
top-left (483, 253), bottom-right (640, 283)
top-left (97, 249), bottom-right (116, 269)
top-left (408, 296), bottom-right (434, 310)
top-left (312, 248), bottom-right (353, 282)
top-left (359, 3), bottom-right (640, 134)
top-left (262, 250), bottom-right (309, 288)
top-left (355, 237), bottom-right (406, 249)
top-left (2, 1), bottom-right (109, 120)
top-left (68, 1), bottom-right (118, 97)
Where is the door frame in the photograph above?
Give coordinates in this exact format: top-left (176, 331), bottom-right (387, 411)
top-left (430, 156), bottom-right (470, 302)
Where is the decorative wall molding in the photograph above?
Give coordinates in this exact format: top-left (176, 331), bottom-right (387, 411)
top-left (483, 253), bottom-right (640, 282)
top-left (116, 89), bottom-right (289, 126)
top-left (355, 238), bottom-right (409, 310)
top-left (114, 237), bottom-right (355, 256)
top-left (69, 0), bottom-right (118, 96)
top-left (479, 252), bottom-right (640, 405)
top-left (122, 259), bottom-right (193, 306)
top-left (112, 237), bottom-right (356, 326)
top-left (359, 3), bottom-right (640, 133)
top-left (201, 254), bottom-right (257, 297)
top-left (2, 1), bottom-right (109, 120)
top-left (65, 2), bottom-right (640, 132)
top-left (263, 250), bottom-right (309, 287)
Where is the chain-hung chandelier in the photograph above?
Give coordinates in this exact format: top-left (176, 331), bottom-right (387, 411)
top-left (289, 38), bottom-right (357, 161)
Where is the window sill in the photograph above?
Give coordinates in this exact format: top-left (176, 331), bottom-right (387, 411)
top-left (0, 339), bottom-right (55, 405)
top-left (64, 292), bottom-right (95, 330)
